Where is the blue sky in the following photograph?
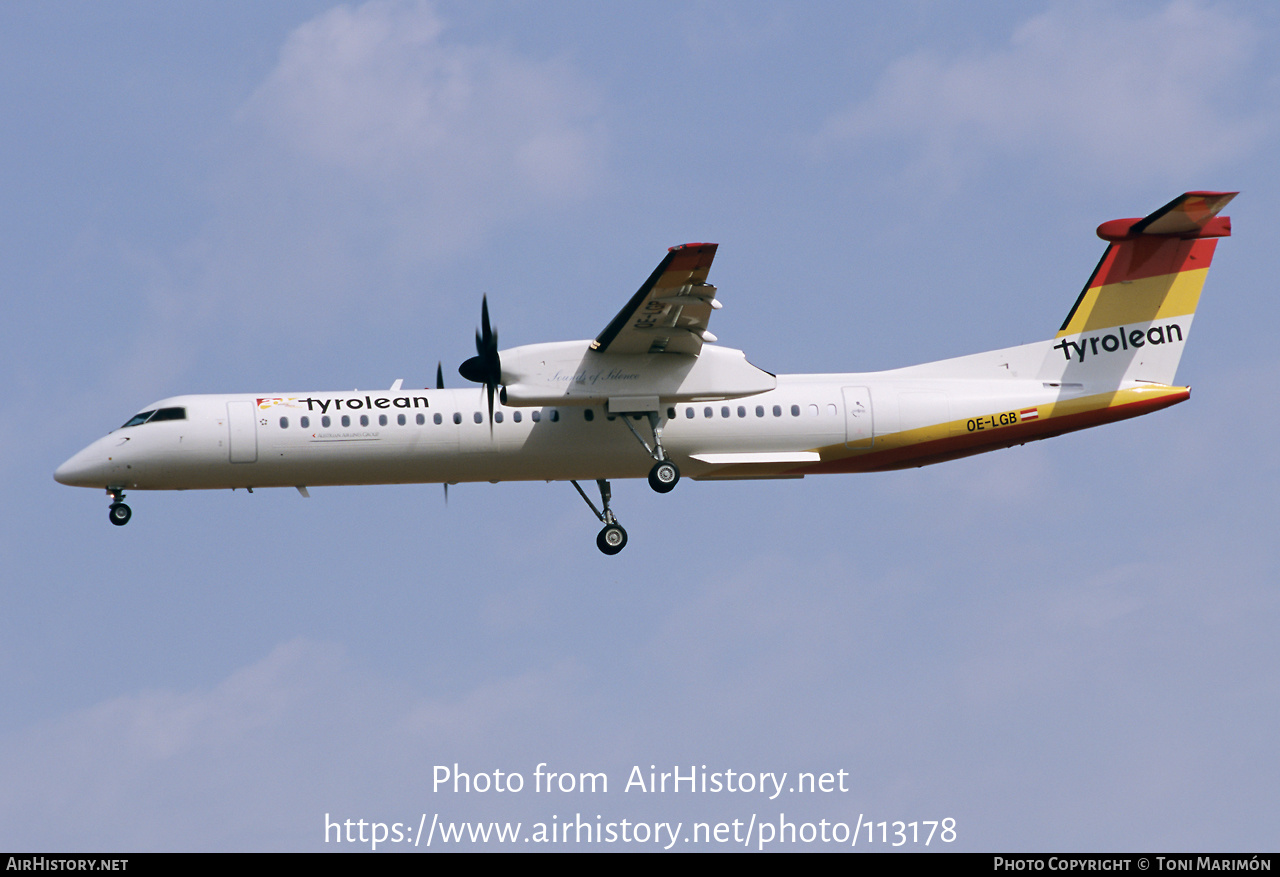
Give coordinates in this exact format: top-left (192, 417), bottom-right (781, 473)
top-left (3, 0), bottom-right (1278, 851)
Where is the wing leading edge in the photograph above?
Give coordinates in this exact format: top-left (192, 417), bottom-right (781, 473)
top-left (591, 243), bottom-right (720, 357)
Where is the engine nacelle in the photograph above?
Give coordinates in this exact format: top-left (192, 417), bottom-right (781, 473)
top-left (499, 340), bottom-right (776, 408)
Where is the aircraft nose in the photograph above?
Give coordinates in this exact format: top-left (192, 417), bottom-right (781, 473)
top-left (54, 445), bottom-right (108, 487)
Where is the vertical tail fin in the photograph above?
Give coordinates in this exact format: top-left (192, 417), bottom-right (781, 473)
top-left (1045, 192), bottom-right (1235, 386)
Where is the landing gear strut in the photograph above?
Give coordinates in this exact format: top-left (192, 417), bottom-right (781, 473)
top-left (620, 411), bottom-right (681, 494)
top-left (107, 488), bottom-right (131, 526)
top-left (572, 479), bottom-right (628, 555)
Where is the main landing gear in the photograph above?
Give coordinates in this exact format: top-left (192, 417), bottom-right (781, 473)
top-left (619, 411), bottom-right (680, 494)
top-left (571, 479), bottom-right (628, 555)
top-left (572, 410), bottom-right (683, 554)
top-left (107, 488), bottom-right (131, 526)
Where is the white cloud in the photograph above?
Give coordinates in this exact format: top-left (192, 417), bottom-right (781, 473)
top-left (0, 639), bottom-right (587, 850)
top-left (178, 0), bottom-right (606, 330)
top-left (244, 1), bottom-right (603, 207)
top-left (5, 518), bottom-right (1280, 851)
top-left (817, 1), bottom-right (1270, 185)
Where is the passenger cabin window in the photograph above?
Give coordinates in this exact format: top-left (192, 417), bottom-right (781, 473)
top-left (360, 415), bottom-right (369, 427)
top-left (773, 405), bottom-right (782, 417)
top-left (301, 416), bottom-right (310, 428)
top-left (686, 407), bottom-right (694, 419)
top-left (473, 412), bottom-right (483, 424)
top-left (755, 405), bottom-right (765, 417)
top-left (513, 411), bottom-right (522, 423)
top-left (322, 416), bottom-right (331, 427)
top-left (721, 406), bottom-right (730, 418)
top-left (584, 409), bottom-right (594, 422)
top-left (279, 417), bottom-right (288, 428)
top-left (380, 414), bottom-right (388, 426)
top-left (342, 415), bottom-right (351, 427)
top-left (495, 411), bottom-right (504, 423)
top-left (791, 405), bottom-right (800, 417)
top-left (397, 414), bottom-right (405, 426)
top-left (550, 409), bottom-right (560, 422)
top-left (454, 412), bottom-right (462, 424)
top-left (532, 410), bottom-right (541, 422)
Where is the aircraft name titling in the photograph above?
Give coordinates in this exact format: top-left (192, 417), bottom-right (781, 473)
top-left (299, 396), bottom-right (429, 414)
top-left (550, 368), bottom-right (641, 386)
top-left (1052, 322), bottom-right (1183, 363)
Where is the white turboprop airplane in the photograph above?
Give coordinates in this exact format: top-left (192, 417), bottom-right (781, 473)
top-left (56, 192), bottom-right (1234, 554)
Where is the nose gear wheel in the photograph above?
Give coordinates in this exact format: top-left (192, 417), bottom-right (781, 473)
top-left (107, 488), bottom-right (131, 526)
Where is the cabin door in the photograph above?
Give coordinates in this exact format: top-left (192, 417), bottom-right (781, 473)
top-left (226, 401), bottom-right (259, 463)
top-left (842, 386), bottom-right (874, 449)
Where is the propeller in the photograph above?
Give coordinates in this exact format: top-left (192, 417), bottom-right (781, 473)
top-left (435, 361), bottom-right (447, 502)
top-left (458, 295), bottom-right (501, 427)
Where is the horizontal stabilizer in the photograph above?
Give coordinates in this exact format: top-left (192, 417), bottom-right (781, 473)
top-left (1096, 191), bottom-right (1235, 241)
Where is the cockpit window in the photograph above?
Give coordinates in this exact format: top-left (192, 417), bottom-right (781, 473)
top-left (119, 407), bottom-right (186, 429)
top-left (121, 410), bottom-right (156, 428)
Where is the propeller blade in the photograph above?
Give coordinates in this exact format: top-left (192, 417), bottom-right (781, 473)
top-left (457, 295), bottom-right (502, 431)
top-left (480, 295), bottom-right (495, 354)
top-left (436, 362), bottom-right (444, 390)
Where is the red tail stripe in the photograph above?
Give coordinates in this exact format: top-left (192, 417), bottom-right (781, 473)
top-left (1090, 237), bottom-right (1217, 289)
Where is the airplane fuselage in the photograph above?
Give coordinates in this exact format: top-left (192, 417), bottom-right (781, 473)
top-left (54, 361), bottom-right (1188, 494)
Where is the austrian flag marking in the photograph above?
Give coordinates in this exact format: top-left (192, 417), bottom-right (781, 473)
top-left (1020, 408), bottom-right (1039, 421)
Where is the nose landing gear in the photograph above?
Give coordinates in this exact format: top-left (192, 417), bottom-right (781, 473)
top-left (107, 488), bottom-right (131, 526)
